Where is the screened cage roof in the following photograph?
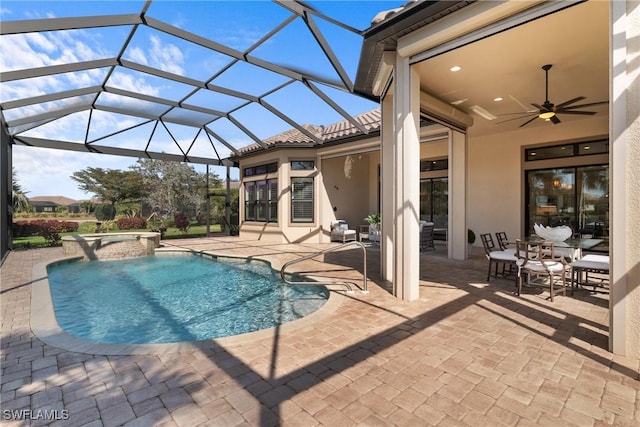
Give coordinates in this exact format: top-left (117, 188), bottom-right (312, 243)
top-left (1, 1), bottom-right (404, 167)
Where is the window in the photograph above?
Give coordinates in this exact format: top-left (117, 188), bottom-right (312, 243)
top-left (420, 158), bottom-right (448, 172)
top-left (291, 160), bottom-right (314, 171)
top-left (243, 162), bottom-right (277, 177)
top-left (245, 179), bottom-right (277, 222)
top-left (291, 177), bottom-right (314, 223)
top-left (525, 139), bottom-right (608, 161)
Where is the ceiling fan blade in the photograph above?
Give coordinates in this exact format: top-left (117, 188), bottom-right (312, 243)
top-left (496, 113), bottom-right (537, 125)
top-left (550, 115), bottom-right (561, 124)
top-left (519, 116), bottom-right (539, 128)
top-left (563, 101), bottom-right (608, 109)
top-left (555, 96), bottom-right (586, 109)
top-left (531, 103), bottom-right (553, 113)
top-left (556, 110), bottom-right (597, 115)
top-left (497, 111), bottom-right (537, 116)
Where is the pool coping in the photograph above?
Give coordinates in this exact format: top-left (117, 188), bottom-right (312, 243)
top-left (31, 249), bottom-right (345, 355)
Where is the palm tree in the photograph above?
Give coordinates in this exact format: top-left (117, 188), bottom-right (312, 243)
top-left (12, 169), bottom-right (32, 213)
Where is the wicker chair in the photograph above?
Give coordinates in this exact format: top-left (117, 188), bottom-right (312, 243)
top-left (419, 221), bottom-right (435, 251)
top-left (330, 220), bottom-right (356, 243)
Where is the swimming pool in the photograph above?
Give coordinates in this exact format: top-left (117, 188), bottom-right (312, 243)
top-left (46, 253), bottom-right (328, 344)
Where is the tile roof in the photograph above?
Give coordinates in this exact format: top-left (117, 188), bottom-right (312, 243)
top-left (28, 196), bottom-right (80, 206)
top-left (239, 108), bottom-right (381, 154)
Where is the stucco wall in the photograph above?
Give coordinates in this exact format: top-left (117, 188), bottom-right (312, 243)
top-left (321, 154), bottom-right (371, 234)
top-left (467, 114), bottom-right (609, 245)
top-left (621, 0), bottom-right (640, 358)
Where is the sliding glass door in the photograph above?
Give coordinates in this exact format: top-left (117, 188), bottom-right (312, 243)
top-left (420, 177), bottom-right (448, 228)
top-left (525, 165), bottom-right (608, 238)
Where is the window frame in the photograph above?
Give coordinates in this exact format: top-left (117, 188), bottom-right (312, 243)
top-left (244, 178), bottom-right (278, 223)
top-left (290, 177), bottom-right (314, 223)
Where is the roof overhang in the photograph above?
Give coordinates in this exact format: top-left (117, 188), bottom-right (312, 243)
top-left (354, 0), bottom-right (473, 98)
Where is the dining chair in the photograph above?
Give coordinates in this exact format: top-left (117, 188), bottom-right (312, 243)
top-left (495, 232), bottom-right (515, 253)
top-left (570, 254), bottom-right (610, 294)
top-left (515, 239), bottom-right (568, 301)
top-left (480, 233), bottom-right (517, 281)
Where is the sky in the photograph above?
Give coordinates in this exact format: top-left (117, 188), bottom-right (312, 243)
top-left (1, 0), bottom-right (405, 200)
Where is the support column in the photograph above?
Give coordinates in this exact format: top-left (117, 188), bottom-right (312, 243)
top-left (609, 0), bottom-right (639, 358)
top-left (1, 127), bottom-right (11, 263)
top-left (448, 130), bottom-right (468, 260)
top-left (225, 164), bottom-right (231, 236)
top-left (392, 55), bottom-right (421, 301)
top-left (380, 94), bottom-right (394, 283)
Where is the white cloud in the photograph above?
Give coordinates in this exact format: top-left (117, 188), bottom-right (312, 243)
top-left (149, 35), bottom-right (184, 75)
top-left (13, 146), bottom-right (138, 200)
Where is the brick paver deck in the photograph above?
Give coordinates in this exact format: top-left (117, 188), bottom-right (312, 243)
top-left (1, 237), bottom-right (638, 426)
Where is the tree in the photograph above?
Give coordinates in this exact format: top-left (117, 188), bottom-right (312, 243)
top-left (71, 167), bottom-right (147, 218)
top-left (12, 168), bottom-right (32, 213)
top-left (132, 159), bottom-right (211, 217)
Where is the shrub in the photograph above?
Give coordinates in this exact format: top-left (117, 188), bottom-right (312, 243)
top-left (12, 220), bottom-right (79, 246)
top-left (174, 212), bottom-right (190, 234)
top-left (196, 212), bottom-right (208, 226)
top-left (116, 217), bottom-right (147, 230)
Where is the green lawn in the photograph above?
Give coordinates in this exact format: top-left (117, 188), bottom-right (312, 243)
top-left (11, 224), bottom-right (224, 250)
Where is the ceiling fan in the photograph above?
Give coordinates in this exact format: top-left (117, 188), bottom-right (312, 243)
top-left (498, 64), bottom-right (608, 128)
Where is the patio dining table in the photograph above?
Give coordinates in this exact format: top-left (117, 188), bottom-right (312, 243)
top-left (515, 237), bottom-right (604, 262)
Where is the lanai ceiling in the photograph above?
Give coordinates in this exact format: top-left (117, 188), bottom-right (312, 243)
top-left (0, 0), bottom-right (405, 166)
top-left (414, 0), bottom-right (609, 137)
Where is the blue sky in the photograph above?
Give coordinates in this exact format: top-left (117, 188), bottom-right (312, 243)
top-left (2, 0), bottom-right (405, 200)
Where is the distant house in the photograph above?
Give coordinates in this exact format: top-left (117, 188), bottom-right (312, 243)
top-left (28, 196), bottom-right (83, 214)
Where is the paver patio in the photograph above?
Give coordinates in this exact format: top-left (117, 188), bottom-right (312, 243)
top-left (1, 237), bottom-right (639, 426)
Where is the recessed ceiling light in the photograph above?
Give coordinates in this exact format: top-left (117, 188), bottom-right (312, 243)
top-left (584, 146), bottom-right (591, 150)
top-left (493, 97), bottom-right (503, 102)
top-left (450, 66), bottom-right (461, 72)
top-left (531, 152), bottom-right (537, 156)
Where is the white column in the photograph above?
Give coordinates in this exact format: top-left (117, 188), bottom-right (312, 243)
top-left (448, 130), bottom-right (468, 260)
top-left (609, 0), bottom-right (640, 357)
top-left (380, 94), bottom-right (395, 283)
top-left (392, 55), bottom-right (421, 301)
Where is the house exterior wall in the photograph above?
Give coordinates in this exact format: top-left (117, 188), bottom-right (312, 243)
top-left (320, 154), bottom-right (370, 233)
top-left (467, 114), bottom-right (609, 244)
top-left (238, 134), bottom-right (457, 245)
top-left (623, 0), bottom-right (640, 359)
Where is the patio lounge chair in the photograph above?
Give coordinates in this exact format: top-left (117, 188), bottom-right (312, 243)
top-left (330, 220), bottom-right (356, 243)
top-left (480, 233), bottom-right (517, 281)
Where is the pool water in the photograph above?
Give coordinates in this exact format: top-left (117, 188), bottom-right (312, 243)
top-left (47, 254), bottom-right (328, 344)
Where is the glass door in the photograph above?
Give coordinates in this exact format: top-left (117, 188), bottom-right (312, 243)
top-left (525, 165), bottom-right (608, 238)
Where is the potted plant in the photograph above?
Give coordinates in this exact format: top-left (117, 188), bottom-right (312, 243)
top-left (365, 213), bottom-right (381, 243)
top-left (365, 213), bottom-right (381, 228)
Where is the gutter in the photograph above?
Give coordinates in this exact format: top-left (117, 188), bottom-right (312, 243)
top-left (354, 1), bottom-right (474, 97)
